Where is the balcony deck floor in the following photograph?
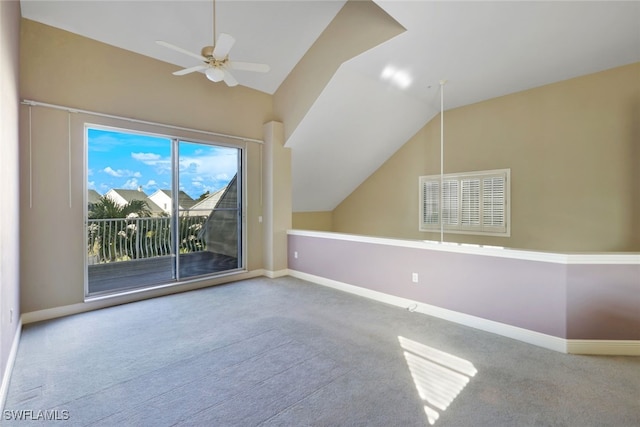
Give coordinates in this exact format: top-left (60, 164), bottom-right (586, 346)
top-left (88, 251), bottom-right (239, 295)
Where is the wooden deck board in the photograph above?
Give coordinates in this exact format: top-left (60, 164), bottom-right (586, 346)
top-left (88, 252), bottom-right (239, 295)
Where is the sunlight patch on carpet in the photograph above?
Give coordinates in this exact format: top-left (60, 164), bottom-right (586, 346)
top-left (399, 336), bottom-right (477, 425)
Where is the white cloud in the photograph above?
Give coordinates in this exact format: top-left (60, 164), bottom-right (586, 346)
top-left (132, 152), bottom-right (160, 160)
top-left (132, 152), bottom-right (162, 164)
top-left (103, 167), bottom-right (141, 178)
top-left (178, 152), bottom-right (237, 182)
top-left (123, 178), bottom-right (139, 190)
top-left (132, 152), bottom-right (172, 175)
top-left (103, 166), bottom-right (122, 177)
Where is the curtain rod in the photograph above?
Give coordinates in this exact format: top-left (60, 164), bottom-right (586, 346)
top-left (21, 99), bottom-right (264, 144)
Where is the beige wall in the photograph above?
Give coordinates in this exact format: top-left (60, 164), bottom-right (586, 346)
top-left (19, 20), bottom-right (275, 313)
top-left (0, 0), bottom-right (21, 395)
top-left (333, 63), bottom-right (640, 252)
top-left (292, 211), bottom-right (333, 231)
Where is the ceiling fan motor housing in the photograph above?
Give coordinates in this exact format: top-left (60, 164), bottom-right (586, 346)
top-left (201, 46), bottom-right (215, 58)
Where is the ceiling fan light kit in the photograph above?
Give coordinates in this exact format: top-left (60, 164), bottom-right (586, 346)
top-left (205, 67), bottom-right (225, 83)
top-left (156, 0), bottom-right (269, 87)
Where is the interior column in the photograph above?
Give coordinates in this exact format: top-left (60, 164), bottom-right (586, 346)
top-left (262, 121), bottom-right (292, 275)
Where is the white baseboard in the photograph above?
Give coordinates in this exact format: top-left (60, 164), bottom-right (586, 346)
top-left (289, 270), bottom-right (640, 356)
top-left (1, 319), bottom-right (22, 411)
top-left (567, 340), bottom-right (640, 356)
top-left (264, 269), bottom-right (289, 279)
top-left (288, 270), bottom-right (567, 353)
top-left (23, 269), bottom-right (266, 325)
top-left (413, 300), bottom-right (568, 353)
top-left (22, 302), bottom-right (94, 325)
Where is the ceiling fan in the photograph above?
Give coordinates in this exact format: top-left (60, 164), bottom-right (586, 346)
top-left (156, 0), bottom-right (270, 87)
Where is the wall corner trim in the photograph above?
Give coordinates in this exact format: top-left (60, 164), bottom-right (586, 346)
top-left (0, 320), bottom-right (22, 412)
top-left (264, 269), bottom-right (290, 279)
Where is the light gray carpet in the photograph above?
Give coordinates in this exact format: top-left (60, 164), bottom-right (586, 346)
top-left (4, 277), bottom-right (640, 426)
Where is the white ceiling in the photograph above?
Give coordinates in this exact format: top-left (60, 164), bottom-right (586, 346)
top-left (20, 1), bottom-right (640, 212)
top-left (20, 0), bottom-right (346, 95)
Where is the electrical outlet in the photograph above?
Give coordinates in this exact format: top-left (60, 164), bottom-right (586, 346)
top-left (412, 273), bottom-right (419, 283)
top-left (10, 309), bottom-right (13, 324)
top-left (294, 251), bottom-right (298, 259)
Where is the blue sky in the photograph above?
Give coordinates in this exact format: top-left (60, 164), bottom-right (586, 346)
top-left (87, 128), bottom-right (238, 200)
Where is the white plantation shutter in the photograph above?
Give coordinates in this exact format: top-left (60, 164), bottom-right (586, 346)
top-left (420, 178), bottom-right (439, 227)
top-left (442, 180), bottom-right (459, 226)
top-left (419, 169), bottom-right (509, 236)
top-left (460, 179), bottom-right (480, 227)
top-left (483, 175), bottom-right (506, 232)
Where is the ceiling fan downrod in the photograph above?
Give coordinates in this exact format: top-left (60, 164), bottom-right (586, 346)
top-left (212, 0), bottom-right (217, 49)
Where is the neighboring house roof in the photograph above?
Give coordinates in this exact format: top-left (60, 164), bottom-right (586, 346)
top-left (177, 191), bottom-right (196, 210)
top-left (107, 188), bottom-right (147, 202)
top-left (213, 175), bottom-right (237, 210)
top-left (151, 189), bottom-right (197, 210)
top-left (106, 189), bottom-right (164, 215)
top-left (189, 175), bottom-right (238, 216)
top-left (189, 187), bottom-right (227, 215)
top-left (87, 189), bottom-right (102, 205)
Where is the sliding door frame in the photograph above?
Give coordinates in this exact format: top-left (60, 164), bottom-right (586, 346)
top-left (84, 123), bottom-right (247, 300)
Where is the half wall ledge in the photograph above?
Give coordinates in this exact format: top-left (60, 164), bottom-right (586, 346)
top-left (287, 229), bottom-right (640, 356)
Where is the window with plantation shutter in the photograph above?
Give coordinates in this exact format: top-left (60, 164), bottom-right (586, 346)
top-left (419, 169), bottom-right (510, 236)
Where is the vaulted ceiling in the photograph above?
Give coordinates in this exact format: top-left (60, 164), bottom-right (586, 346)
top-left (20, 0), bottom-right (640, 212)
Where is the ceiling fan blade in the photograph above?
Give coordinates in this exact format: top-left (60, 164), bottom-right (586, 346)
top-left (156, 40), bottom-right (206, 62)
top-left (223, 69), bottom-right (238, 87)
top-left (228, 61), bottom-right (270, 73)
top-left (213, 33), bottom-right (235, 58)
top-left (173, 65), bottom-right (207, 76)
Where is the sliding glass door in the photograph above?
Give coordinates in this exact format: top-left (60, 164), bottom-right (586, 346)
top-left (86, 126), bottom-right (243, 296)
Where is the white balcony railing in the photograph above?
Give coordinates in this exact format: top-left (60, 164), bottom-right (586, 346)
top-left (87, 215), bottom-right (209, 264)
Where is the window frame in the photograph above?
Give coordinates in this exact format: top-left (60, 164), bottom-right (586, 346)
top-left (419, 168), bottom-right (510, 237)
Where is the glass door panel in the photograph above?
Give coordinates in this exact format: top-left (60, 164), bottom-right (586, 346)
top-left (86, 127), bottom-right (175, 294)
top-left (177, 141), bottom-right (241, 280)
